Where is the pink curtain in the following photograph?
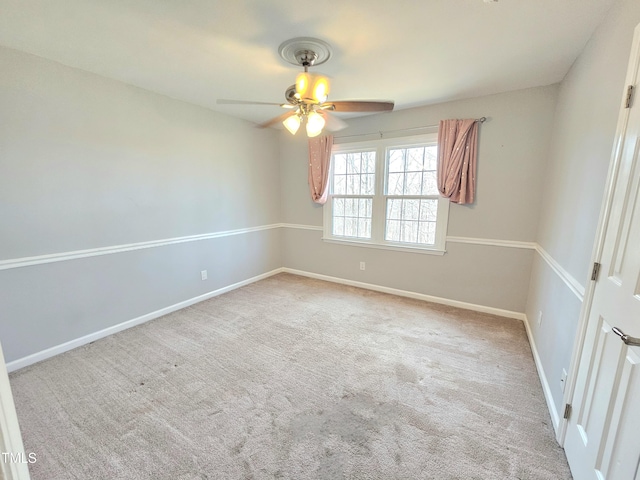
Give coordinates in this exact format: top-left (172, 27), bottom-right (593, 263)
top-left (308, 135), bottom-right (334, 204)
top-left (437, 119), bottom-right (479, 205)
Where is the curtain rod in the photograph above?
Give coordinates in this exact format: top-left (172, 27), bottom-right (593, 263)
top-left (333, 117), bottom-right (486, 140)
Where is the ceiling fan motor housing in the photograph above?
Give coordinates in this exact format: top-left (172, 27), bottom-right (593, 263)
top-left (295, 50), bottom-right (318, 67)
top-left (285, 85), bottom-right (298, 104)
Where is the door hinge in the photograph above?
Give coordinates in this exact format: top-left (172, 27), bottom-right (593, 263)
top-left (563, 403), bottom-right (572, 420)
top-left (591, 262), bottom-right (601, 281)
top-left (625, 85), bottom-right (634, 108)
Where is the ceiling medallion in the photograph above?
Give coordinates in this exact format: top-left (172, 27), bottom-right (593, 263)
top-left (278, 37), bottom-right (332, 67)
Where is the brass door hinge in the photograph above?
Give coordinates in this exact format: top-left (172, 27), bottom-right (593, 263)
top-left (563, 403), bottom-right (572, 420)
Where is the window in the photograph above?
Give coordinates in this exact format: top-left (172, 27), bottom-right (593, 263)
top-left (323, 133), bottom-right (449, 254)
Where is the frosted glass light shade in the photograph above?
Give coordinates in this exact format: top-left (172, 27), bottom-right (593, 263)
top-left (283, 114), bottom-right (301, 135)
top-left (295, 72), bottom-right (330, 103)
top-left (306, 111), bottom-right (325, 137)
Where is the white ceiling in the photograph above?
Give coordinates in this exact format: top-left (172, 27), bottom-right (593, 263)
top-left (0, 0), bottom-right (615, 126)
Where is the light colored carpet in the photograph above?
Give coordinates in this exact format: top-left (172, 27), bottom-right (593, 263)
top-left (10, 273), bottom-right (572, 479)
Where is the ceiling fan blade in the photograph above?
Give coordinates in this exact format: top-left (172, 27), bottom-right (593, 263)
top-left (325, 100), bottom-right (394, 112)
top-left (258, 111), bottom-right (297, 129)
top-left (319, 111), bottom-right (349, 132)
top-left (217, 99), bottom-right (292, 108)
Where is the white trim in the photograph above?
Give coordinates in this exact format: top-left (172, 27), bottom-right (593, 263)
top-left (279, 223), bottom-right (323, 231)
top-left (282, 267), bottom-right (526, 321)
top-left (0, 224), bottom-right (281, 271)
top-left (535, 245), bottom-right (585, 301)
top-left (446, 236), bottom-right (537, 250)
top-left (0, 219), bottom-right (587, 311)
top-left (0, 342), bottom-right (31, 479)
top-left (522, 314), bottom-right (561, 432)
top-left (6, 268), bottom-right (285, 372)
top-left (321, 237), bottom-right (446, 255)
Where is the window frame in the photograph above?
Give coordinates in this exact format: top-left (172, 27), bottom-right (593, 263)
top-left (323, 133), bottom-right (449, 255)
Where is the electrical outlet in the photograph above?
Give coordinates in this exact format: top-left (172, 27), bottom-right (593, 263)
top-left (201, 270), bottom-right (208, 281)
top-left (360, 261), bottom-right (366, 271)
top-left (537, 311), bottom-right (543, 326)
top-left (560, 368), bottom-right (568, 392)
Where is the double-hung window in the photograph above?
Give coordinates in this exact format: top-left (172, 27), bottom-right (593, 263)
top-left (324, 133), bottom-right (449, 254)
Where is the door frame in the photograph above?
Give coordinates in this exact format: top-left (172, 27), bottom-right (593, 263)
top-left (0, 341), bottom-right (31, 480)
top-left (557, 22), bottom-right (640, 445)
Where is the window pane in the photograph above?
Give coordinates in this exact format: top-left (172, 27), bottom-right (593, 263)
top-left (362, 152), bottom-right (375, 173)
top-left (346, 153), bottom-right (360, 174)
top-left (419, 199), bottom-right (438, 222)
top-left (387, 173), bottom-right (404, 195)
top-left (333, 175), bottom-right (346, 195)
top-left (425, 146), bottom-right (438, 170)
top-left (388, 149), bottom-right (405, 172)
top-left (405, 172), bottom-right (422, 195)
top-left (404, 199), bottom-right (420, 221)
top-left (344, 198), bottom-right (357, 216)
top-left (333, 216), bottom-right (344, 236)
top-left (346, 175), bottom-right (359, 194)
top-left (365, 198), bottom-right (373, 217)
top-left (386, 220), bottom-right (401, 242)
top-left (385, 197), bottom-right (439, 246)
top-left (406, 148), bottom-right (424, 171)
top-left (343, 217), bottom-right (357, 237)
top-left (334, 154), bottom-right (347, 174)
top-left (385, 145), bottom-right (439, 196)
top-left (333, 151), bottom-right (376, 196)
top-left (418, 222), bottom-right (436, 245)
top-left (332, 196), bottom-right (372, 240)
top-left (422, 171), bottom-right (438, 195)
top-left (366, 153), bottom-right (376, 173)
top-left (361, 174), bottom-right (375, 195)
top-left (401, 220), bottom-right (419, 243)
top-left (358, 218), bottom-right (371, 238)
top-left (387, 199), bottom-right (402, 220)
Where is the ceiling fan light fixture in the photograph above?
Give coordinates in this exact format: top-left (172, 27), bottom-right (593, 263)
top-left (283, 114), bottom-right (301, 135)
top-left (296, 72), bottom-right (330, 104)
top-left (306, 111), bottom-right (325, 137)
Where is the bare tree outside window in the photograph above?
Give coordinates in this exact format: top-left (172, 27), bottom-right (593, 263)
top-left (325, 134), bottom-right (449, 253)
top-left (385, 146), bottom-right (439, 246)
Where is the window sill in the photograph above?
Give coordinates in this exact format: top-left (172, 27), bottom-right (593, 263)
top-left (321, 237), bottom-right (446, 256)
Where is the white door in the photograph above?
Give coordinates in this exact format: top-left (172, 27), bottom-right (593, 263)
top-left (0, 343), bottom-right (30, 480)
top-left (563, 24), bottom-right (640, 480)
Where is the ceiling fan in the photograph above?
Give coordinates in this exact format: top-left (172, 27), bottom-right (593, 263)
top-left (217, 37), bottom-right (394, 137)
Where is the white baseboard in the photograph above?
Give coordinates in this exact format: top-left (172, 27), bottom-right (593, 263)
top-left (282, 268), bottom-right (526, 321)
top-left (522, 314), bottom-right (561, 432)
top-left (6, 268), bottom-right (285, 373)
top-left (7, 266), bottom-right (526, 373)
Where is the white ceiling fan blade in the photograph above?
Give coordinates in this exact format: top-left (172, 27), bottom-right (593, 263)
top-left (320, 111), bottom-right (348, 132)
top-left (258, 111), bottom-right (297, 129)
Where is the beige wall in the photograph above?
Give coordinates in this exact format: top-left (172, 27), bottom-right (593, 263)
top-left (280, 86), bottom-right (559, 313)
